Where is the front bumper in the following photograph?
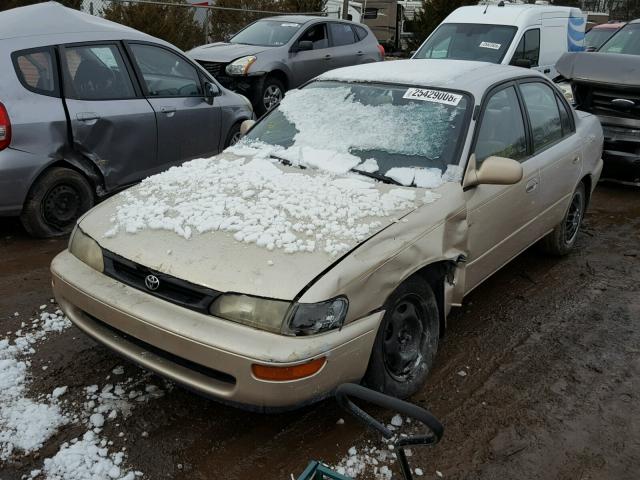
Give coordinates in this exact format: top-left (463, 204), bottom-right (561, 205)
top-left (600, 123), bottom-right (640, 185)
top-left (51, 251), bottom-right (382, 410)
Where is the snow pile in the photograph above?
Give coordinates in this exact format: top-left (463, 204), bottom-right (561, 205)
top-left (333, 416), bottom-right (431, 479)
top-left (0, 310), bottom-right (71, 461)
top-left (105, 157), bottom-right (420, 256)
top-left (42, 431), bottom-right (139, 480)
top-left (387, 164), bottom-right (464, 188)
top-left (82, 381), bottom-right (165, 426)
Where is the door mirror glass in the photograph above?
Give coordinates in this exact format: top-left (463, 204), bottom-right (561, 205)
top-left (512, 58), bottom-right (532, 68)
top-left (296, 40), bottom-right (314, 52)
top-left (467, 155), bottom-right (523, 187)
top-left (240, 119), bottom-right (256, 136)
top-left (204, 81), bottom-right (220, 104)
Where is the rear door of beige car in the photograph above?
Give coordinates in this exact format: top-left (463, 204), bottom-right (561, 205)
top-left (518, 80), bottom-right (582, 234)
top-left (464, 82), bottom-right (547, 293)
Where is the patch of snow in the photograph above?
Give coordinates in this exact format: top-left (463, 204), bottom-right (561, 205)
top-left (415, 467), bottom-right (424, 476)
top-left (357, 158), bottom-right (379, 173)
top-left (42, 431), bottom-right (134, 480)
top-left (390, 414), bottom-right (403, 427)
top-left (105, 157), bottom-right (417, 257)
top-left (52, 386), bottom-right (68, 399)
top-left (0, 310), bottom-right (71, 461)
top-left (112, 366), bottom-right (124, 376)
top-left (457, 370), bottom-right (467, 377)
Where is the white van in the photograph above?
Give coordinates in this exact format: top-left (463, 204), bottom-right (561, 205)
top-left (411, 2), bottom-right (586, 78)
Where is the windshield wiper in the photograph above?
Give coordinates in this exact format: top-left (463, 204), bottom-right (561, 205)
top-left (351, 168), bottom-right (402, 186)
top-left (270, 154), bottom-right (306, 169)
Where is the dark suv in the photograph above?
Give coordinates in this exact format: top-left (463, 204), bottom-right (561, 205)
top-left (0, 2), bottom-right (252, 237)
top-left (556, 19), bottom-right (640, 185)
top-left (188, 16), bottom-right (383, 115)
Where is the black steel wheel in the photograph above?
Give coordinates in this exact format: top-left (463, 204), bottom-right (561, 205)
top-left (21, 167), bottom-right (94, 238)
top-left (365, 276), bottom-right (439, 398)
top-left (540, 182), bottom-right (586, 256)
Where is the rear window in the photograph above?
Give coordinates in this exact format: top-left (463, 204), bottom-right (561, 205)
top-left (12, 47), bottom-right (58, 96)
top-left (353, 25), bottom-right (369, 41)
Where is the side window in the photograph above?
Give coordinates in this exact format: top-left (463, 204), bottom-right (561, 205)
top-left (62, 44), bottom-right (135, 100)
top-left (129, 44), bottom-right (203, 97)
top-left (520, 82), bottom-right (563, 151)
top-left (13, 48), bottom-right (57, 95)
top-left (330, 23), bottom-right (356, 47)
top-left (298, 23), bottom-right (329, 50)
top-left (353, 25), bottom-right (369, 41)
top-left (363, 8), bottom-right (378, 19)
top-left (510, 29), bottom-right (540, 67)
top-left (556, 95), bottom-right (574, 136)
top-left (475, 86), bottom-right (528, 163)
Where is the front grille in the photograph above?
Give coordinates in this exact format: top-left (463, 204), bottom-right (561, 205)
top-left (575, 82), bottom-right (640, 120)
top-left (87, 313), bottom-right (236, 385)
top-left (102, 250), bottom-right (221, 314)
top-left (197, 60), bottom-right (227, 78)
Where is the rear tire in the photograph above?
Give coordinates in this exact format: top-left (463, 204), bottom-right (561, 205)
top-left (224, 122), bottom-right (243, 148)
top-left (364, 276), bottom-right (439, 399)
top-left (20, 167), bottom-right (94, 238)
top-left (540, 182), bottom-right (586, 256)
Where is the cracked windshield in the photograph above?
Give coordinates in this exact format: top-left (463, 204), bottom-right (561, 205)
top-left (241, 81), bottom-right (469, 186)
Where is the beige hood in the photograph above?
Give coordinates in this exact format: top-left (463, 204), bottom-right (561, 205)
top-left (79, 154), bottom-right (445, 301)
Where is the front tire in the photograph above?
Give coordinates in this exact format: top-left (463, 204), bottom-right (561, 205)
top-left (20, 167), bottom-right (94, 238)
top-left (255, 76), bottom-right (284, 116)
top-left (364, 276), bottom-right (439, 399)
top-left (540, 182), bottom-right (586, 256)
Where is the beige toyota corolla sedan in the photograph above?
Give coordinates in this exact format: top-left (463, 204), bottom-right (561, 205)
top-left (51, 60), bottom-right (604, 410)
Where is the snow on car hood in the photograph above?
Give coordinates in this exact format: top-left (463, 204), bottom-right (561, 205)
top-left (188, 42), bottom-right (271, 63)
top-left (79, 152), bottom-right (449, 300)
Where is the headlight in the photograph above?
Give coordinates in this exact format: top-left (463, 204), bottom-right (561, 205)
top-left (209, 294), bottom-right (290, 333)
top-left (226, 56), bottom-right (256, 76)
top-left (556, 81), bottom-right (575, 105)
top-left (287, 297), bottom-right (349, 336)
top-left (69, 227), bottom-right (104, 272)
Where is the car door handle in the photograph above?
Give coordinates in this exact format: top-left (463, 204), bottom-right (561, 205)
top-left (525, 178), bottom-right (539, 193)
top-left (160, 106), bottom-right (176, 115)
top-left (356, 51), bottom-right (364, 56)
top-left (324, 54), bottom-right (332, 60)
top-left (76, 112), bottom-right (100, 122)
top-left (543, 68), bottom-right (551, 74)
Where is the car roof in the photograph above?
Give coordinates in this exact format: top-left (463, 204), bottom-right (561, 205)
top-left (262, 15), bottom-right (355, 25)
top-left (0, 1), bottom-right (163, 45)
top-left (592, 22), bottom-right (626, 29)
top-left (446, 4), bottom-right (582, 27)
top-left (318, 59), bottom-right (546, 99)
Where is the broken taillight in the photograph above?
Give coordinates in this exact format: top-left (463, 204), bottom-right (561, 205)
top-left (0, 102), bottom-right (11, 151)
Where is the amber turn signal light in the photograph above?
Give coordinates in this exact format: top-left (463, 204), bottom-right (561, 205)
top-left (251, 357), bottom-right (326, 381)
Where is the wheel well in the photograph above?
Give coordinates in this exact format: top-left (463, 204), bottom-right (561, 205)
top-left (267, 70), bottom-right (288, 91)
top-left (32, 159), bottom-right (103, 199)
top-left (413, 261), bottom-right (455, 338)
top-left (580, 174), bottom-right (592, 208)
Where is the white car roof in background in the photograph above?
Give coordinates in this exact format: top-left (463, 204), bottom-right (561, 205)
top-left (446, 4), bottom-right (583, 27)
top-left (317, 59), bottom-right (545, 99)
top-left (0, 1), bottom-right (168, 48)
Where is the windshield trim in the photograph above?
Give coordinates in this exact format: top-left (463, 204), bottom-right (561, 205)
top-left (246, 79), bottom-right (475, 185)
top-left (415, 23), bottom-right (518, 64)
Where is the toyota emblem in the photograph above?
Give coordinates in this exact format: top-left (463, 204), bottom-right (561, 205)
top-left (145, 274), bottom-right (160, 291)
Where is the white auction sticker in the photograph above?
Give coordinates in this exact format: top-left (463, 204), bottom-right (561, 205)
top-left (403, 88), bottom-right (463, 106)
top-left (479, 41), bottom-right (501, 50)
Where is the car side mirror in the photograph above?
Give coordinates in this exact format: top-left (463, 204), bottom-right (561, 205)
top-left (512, 58), bottom-right (533, 69)
top-left (464, 155), bottom-right (523, 188)
top-left (204, 81), bottom-right (220, 104)
top-left (240, 119), bottom-right (256, 136)
top-left (294, 40), bottom-right (314, 52)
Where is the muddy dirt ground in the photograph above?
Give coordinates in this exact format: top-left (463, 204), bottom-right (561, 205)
top-left (1, 183), bottom-right (639, 479)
